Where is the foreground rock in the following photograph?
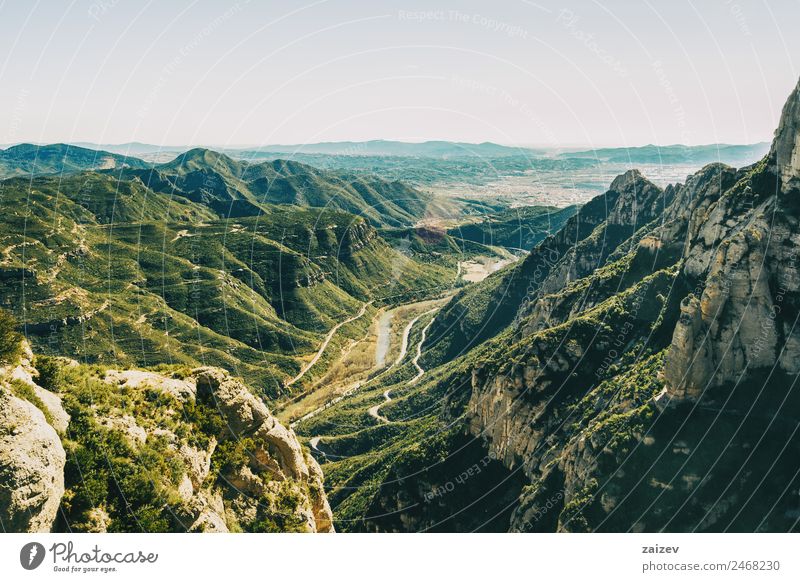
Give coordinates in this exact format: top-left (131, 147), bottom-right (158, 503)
top-left (192, 367), bottom-right (333, 532)
top-left (0, 385), bottom-right (66, 532)
top-left (0, 350), bottom-right (333, 532)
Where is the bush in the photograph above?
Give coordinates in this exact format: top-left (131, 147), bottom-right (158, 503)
top-left (0, 308), bottom-right (22, 365)
top-left (35, 355), bottom-right (63, 391)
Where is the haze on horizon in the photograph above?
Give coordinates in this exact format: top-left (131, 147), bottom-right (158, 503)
top-left (0, 0), bottom-right (797, 149)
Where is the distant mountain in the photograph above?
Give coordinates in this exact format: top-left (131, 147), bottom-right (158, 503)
top-left (69, 141), bottom-right (189, 156)
top-left (236, 140), bottom-right (537, 159)
top-left (560, 142), bottom-right (770, 166)
top-left (113, 147), bottom-right (435, 227)
top-left (0, 143), bottom-right (148, 178)
top-left (66, 140), bottom-right (536, 159)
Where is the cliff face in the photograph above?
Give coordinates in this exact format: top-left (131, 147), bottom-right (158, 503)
top-left (191, 368), bottom-right (334, 532)
top-left (664, 79), bottom-right (800, 401)
top-left (425, 169), bottom-right (669, 363)
top-left (0, 343), bottom-right (67, 532)
top-left (0, 349), bottom-right (333, 533)
top-left (459, 79), bottom-right (800, 532)
top-left (769, 78), bottom-right (800, 195)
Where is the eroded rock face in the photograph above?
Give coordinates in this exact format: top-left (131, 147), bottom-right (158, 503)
top-left (662, 79), bottom-right (800, 401)
top-left (7, 342), bottom-right (70, 432)
top-left (770, 78), bottom-right (800, 194)
top-left (194, 368), bottom-right (309, 480)
top-left (0, 351), bottom-right (333, 533)
top-left (85, 366), bottom-right (334, 532)
top-left (665, 220), bottom-right (783, 399)
top-left (0, 385), bottom-right (66, 532)
top-left (189, 367), bottom-right (334, 532)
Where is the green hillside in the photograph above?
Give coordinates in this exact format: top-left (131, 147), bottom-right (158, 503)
top-left (447, 205), bottom-right (578, 250)
top-left (0, 143), bottom-right (148, 178)
top-left (0, 157), bottom-right (465, 399)
top-left (128, 148), bottom-right (435, 227)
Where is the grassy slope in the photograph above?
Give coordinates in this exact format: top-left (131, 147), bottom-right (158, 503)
top-left (0, 168), bottom-right (458, 399)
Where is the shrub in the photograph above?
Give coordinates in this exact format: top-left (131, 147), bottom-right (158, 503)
top-left (0, 308), bottom-right (22, 365)
top-left (35, 355), bottom-right (63, 391)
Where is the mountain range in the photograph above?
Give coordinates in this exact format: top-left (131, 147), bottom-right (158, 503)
top-left (3, 139), bottom-right (770, 165)
top-left (561, 142), bottom-right (771, 166)
top-left (294, 78), bottom-right (800, 533)
top-left (0, 143), bottom-right (148, 177)
top-left (1, 78), bottom-right (799, 533)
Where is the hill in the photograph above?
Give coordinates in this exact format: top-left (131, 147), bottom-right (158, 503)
top-left (0, 143), bottom-right (148, 178)
top-left (561, 142), bottom-right (770, 166)
top-left (447, 205), bottom-right (579, 251)
top-left (110, 148), bottom-right (436, 227)
top-left (0, 157), bottom-right (471, 397)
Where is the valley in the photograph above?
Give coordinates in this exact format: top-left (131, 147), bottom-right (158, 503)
top-left (278, 252), bottom-right (515, 428)
top-left (0, 80), bottom-right (798, 534)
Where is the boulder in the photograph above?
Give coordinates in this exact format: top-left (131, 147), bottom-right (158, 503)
top-left (0, 385), bottom-right (66, 532)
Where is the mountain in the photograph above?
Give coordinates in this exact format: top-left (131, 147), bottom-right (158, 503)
top-left (0, 144), bottom-right (437, 227)
top-left (561, 142), bottom-right (770, 166)
top-left (0, 152), bottom-right (485, 398)
top-left (0, 147), bottom-right (514, 533)
top-left (112, 148), bottom-right (435, 227)
top-left (64, 140), bottom-right (537, 159)
top-left (70, 142), bottom-right (189, 156)
top-left (447, 205), bottom-right (579, 251)
top-left (0, 143), bottom-right (148, 178)
top-left (236, 140), bottom-right (536, 158)
top-left (296, 78), bottom-right (800, 532)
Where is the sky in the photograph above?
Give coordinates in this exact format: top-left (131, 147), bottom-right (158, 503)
top-left (0, 0), bottom-right (798, 149)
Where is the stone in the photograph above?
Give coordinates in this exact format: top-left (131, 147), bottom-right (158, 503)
top-left (770, 78), bottom-right (800, 194)
top-left (0, 385), bottom-right (66, 532)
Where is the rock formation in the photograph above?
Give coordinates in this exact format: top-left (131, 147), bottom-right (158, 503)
top-left (0, 343), bottom-right (333, 533)
top-left (769, 78), bottom-right (800, 194)
top-left (455, 78), bottom-right (800, 532)
top-left (193, 367), bottom-right (333, 532)
top-left (0, 385), bottom-right (65, 532)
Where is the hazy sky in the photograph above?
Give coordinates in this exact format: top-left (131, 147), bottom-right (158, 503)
top-left (0, 0), bottom-right (797, 148)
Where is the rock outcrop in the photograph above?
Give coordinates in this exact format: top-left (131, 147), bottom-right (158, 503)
top-left (0, 347), bottom-right (333, 533)
top-left (0, 385), bottom-right (66, 532)
top-left (662, 78), bottom-right (800, 401)
top-left (769, 78), bottom-right (800, 194)
top-left (193, 367), bottom-right (334, 532)
top-left (456, 79), bottom-right (800, 532)
top-left (0, 342), bottom-right (67, 532)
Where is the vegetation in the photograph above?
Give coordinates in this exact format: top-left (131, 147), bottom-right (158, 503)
top-left (0, 155), bottom-right (473, 398)
top-left (0, 308), bottom-right (22, 365)
top-left (447, 204), bottom-right (578, 250)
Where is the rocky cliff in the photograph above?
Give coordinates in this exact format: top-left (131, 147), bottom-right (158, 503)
top-left (0, 343), bottom-right (67, 532)
top-left (663, 79), bottom-right (800, 401)
top-left (455, 78), bottom-right (800, 532)
top-left (0, 344), bottom-right (333, 533)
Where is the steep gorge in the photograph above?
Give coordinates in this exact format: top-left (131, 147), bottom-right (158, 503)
top-left (333, 78), bottom-right (800, 533)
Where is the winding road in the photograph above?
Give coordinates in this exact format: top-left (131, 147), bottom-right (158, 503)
top-left (286, 300), bottom-right (372, 387)
top-left (409, 309), bottom-right (438, 384)
top-left (368, 307), bottom-right (440, 423)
